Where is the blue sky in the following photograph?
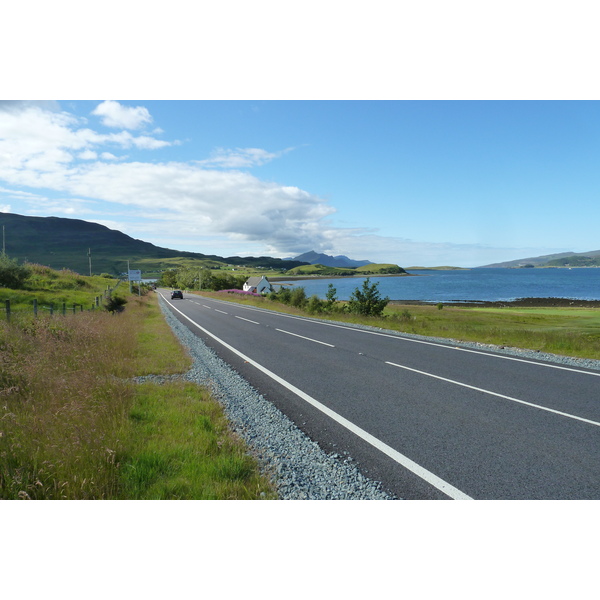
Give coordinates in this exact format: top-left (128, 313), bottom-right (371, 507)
top-left (2, 2), bottom-right (600, 269)
top-left (1, 99), bottom-right (599, 268)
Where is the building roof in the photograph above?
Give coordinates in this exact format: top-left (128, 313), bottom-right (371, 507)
top-left (245, 276), bottom-right (269, 286)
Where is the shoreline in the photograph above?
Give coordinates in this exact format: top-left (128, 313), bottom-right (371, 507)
top-left (269, 273), bottom-right (417, 282)
top-left (388, 297), bottom-right (600, 308)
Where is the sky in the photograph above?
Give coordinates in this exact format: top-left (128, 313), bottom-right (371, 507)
top-left (2, 2), bottom-right (600, 271)
top-left (1, 99), bottom-right (599, 268)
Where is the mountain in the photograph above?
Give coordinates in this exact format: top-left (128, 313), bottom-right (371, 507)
top-left (0, 213), bottom-right (308, 275)
top-left (293, 250), bottom-right (372, 268)
top-left (479, 250), bottom-right (600, 268)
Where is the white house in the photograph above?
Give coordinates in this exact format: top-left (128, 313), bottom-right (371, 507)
top-left (243, 276), bottom-right (273, 294)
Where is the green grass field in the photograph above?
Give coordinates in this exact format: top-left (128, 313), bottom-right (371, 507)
top-left (192, 290), bottom-right (600, 360)
top-left (0, 263), bottom-right (121, 315)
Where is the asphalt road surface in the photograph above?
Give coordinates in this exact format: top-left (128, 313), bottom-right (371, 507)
top-left (160, 290), bottom-right (600, 500)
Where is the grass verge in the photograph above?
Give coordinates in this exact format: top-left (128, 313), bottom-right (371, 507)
top-left (118, 382), bottom-right (274, 499)
top-left (0, 292), bottom-right (276, 499)
top-left (190, 290), bottom-right (600, 360)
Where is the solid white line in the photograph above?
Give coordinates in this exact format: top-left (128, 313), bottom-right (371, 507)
top-left (276, 328), bottom-right (335, 347)
top-left (235, 316), bottom-right (260, 325)
top-left (164, 298), bottom-right (472, 500)
top-left (386, 361), bottom-right (600, 428)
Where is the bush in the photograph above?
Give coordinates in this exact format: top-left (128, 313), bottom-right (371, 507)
top-left (306, 295), bottom-right (324, 313)
top-left (278, 287), bottom-right (292, 304)
top-left (347, 278), bottom-right (389, 317)
top-left (104, 296), bottom-right (127, 313)
top-left (289, 286), bottom-right (308, 308)
top-left (0, 253), bottom-right (31, 289)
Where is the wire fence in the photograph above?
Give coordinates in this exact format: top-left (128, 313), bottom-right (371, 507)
top-left (1, 282), bottom-right (121, 322)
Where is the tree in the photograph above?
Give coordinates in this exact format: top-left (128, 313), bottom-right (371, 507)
top-left (197, 268), bottom-right (213, 290)
top-left (176, 268), bottom-right (198, 290)
top-left (347, 278), bottom-right (389, 317)
top-left (158, 269), bottom-right (177, 288)
top-left (0, 253), bottom-right (31, 289)
top-left (325, 283), bottom-right (338, 310)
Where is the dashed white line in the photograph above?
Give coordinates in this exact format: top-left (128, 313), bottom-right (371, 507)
top-left (276, 328), bottom-right (335, 347)
top-left (196, 296), bottom-right (600, 378)
top-left (386, 361), bottom-right (600, 428)
top-left (235, 316), bottom-right (260, 325)
top-left (215, 309), bottom-right (228, 314)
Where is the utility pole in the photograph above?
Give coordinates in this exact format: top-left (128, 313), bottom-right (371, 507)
top-left (88, 248), bottom-right (92, 277)
top-left (128, 260), bottom-right (132, 293)
top-left (2, 225), bottom-right (5, 254)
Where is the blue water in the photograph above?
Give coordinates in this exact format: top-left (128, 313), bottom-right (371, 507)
top-left (277, 268), bottom-right (600, 303)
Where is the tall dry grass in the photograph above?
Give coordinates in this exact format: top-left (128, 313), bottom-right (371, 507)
top-left (0, 308), bottom-right (139, 499)
top-left (1, 294), bottom-right (275, 500)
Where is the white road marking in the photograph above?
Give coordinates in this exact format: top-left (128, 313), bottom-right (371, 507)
top-left (164, 298), bottom-right (472, 500)
top-left (386, 361), bottom-right (600, 428)
top-left (202, 305), bottom-right (211, 309)
top-left (276, 328), bottom-right (335, 347)
top-left (235, 316), bottom-right (260, 325)
top-left (196, 296), bottom-right (600, 378)
top-left (215, 309), bottom-right (228, 314)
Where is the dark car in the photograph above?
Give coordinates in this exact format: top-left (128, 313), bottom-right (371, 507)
top-left (171, 290), bottom-right (183, 299)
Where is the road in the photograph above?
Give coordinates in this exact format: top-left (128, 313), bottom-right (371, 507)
top-left (160, 290), bottom-right (600, 500)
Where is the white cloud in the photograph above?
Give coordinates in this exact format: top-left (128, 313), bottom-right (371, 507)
top-left (198, 147), bottom-right (293, 168)
top-left (79, 150), bottom-right (98, 160)
top-left (0, 104), bottom-right (338, 257)
top-left (91, 100), bottom-right (153, 130)
top-left (0, 186), bottom-right (46, 201)
top-left (0, 102), bottom-right (549, 268)
top-left (61, 161), bottom-right (337, 252)
top-left (0, 104), bottom-right (173, 183)
top-left (0, 204), bottom-right (11, 212)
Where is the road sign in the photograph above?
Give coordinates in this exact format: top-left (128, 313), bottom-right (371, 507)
top-left (128, 269), bottom-right (142, 281)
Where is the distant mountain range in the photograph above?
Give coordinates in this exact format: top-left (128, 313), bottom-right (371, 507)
top-left (479, 250), bottom-right (600, 268)
top-left (293, 250), bottom-right (372, 268)
top-left (0, 213), bottom-right (308, 274)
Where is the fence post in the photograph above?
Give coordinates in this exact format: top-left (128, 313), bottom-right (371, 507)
top-left (49, 303), bottom-right (54, 315)
top-left (72, 304), bottom-right (76, 314)
top-left (5, 299), bottom-right (9, 322)
top-left (33, 298), bottom-right (38, 317)
top-left (62, 302), bottom-right (66, 316)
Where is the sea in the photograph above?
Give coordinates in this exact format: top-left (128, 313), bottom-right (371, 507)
top-left (276, 268), bottom-right (600, 303)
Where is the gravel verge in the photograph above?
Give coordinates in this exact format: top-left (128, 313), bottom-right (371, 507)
top-left (155, 297), bottom-right (396, 500)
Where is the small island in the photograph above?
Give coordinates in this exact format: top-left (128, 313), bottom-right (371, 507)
top-left (282, 263), bottom-right (408, 277)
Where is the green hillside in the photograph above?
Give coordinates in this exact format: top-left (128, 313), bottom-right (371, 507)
top-left (545, 255), bottom-right (600, 267)
top-left (479, 249), bottom-right (600, 268)
top-left (0, 213), bottom-right (307, 276)
top-left (285, 263), bottom-right (406, 276)
top-left (355, 263), bottom-right (406, 274)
